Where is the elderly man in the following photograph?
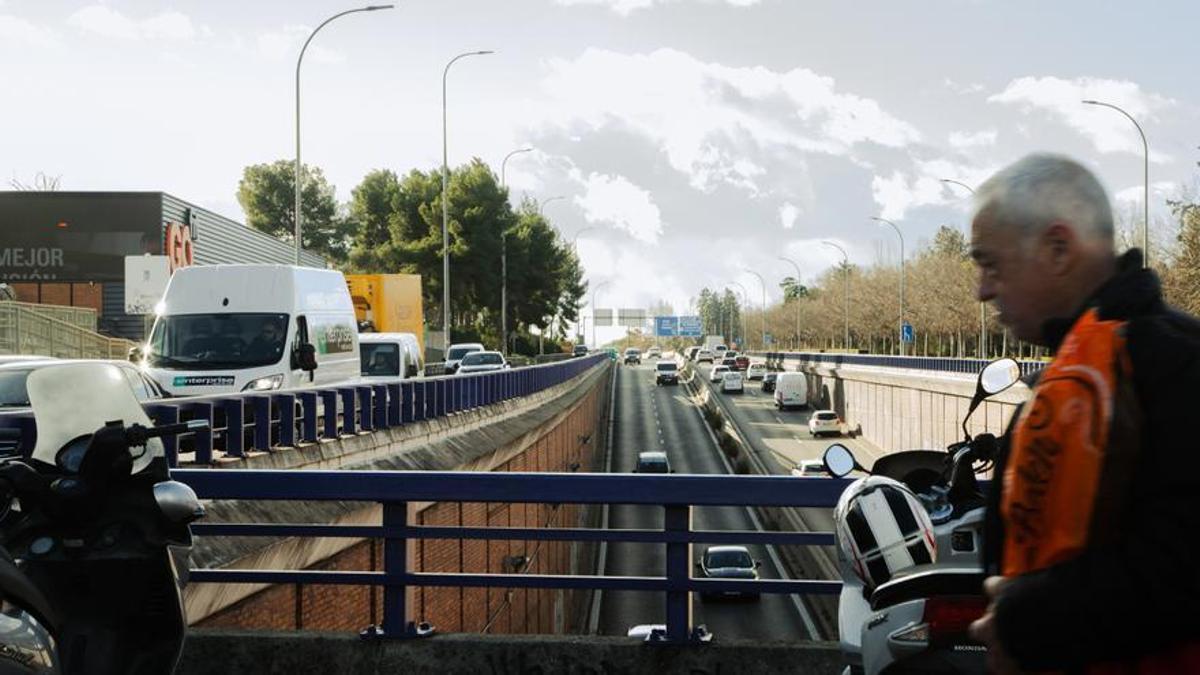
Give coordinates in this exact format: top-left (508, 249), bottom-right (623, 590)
top-left (967, 153), bottom-right (1200, 673)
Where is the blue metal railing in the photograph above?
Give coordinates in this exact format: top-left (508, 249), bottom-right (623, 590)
top-left (754, 351), bottom-right (1044, 378)
top-left (174, 469), bottom-right (848, 642)
top-left (0, 354), bottom-right (608, 467)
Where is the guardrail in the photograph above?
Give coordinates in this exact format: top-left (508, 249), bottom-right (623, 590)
top-left (174, 469), bottom-right (847, 643)
top-left (0, 301), bottom-right (134, 359)
top-left (0, 354), bottom-right (609, 467)
top-left (754, 351), bottom-right (1044, 378)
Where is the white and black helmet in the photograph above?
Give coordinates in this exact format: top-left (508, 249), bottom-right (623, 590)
top-left (833, 475), bottom-right (937, 589)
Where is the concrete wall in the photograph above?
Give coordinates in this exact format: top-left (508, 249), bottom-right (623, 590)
top-left (187, 362), bottom-right (613, 636)
top-left (796, 363), bottom-right (1030, 453)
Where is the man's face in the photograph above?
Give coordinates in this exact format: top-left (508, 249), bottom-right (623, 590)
top-left (971, 214), bottom-right (1058, 344)
top-left (261, 324), bottom-right (280, 341)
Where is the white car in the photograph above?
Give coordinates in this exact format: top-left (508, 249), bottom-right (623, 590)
top-left (721, 371), bottom-right (744, 393)
top-left (791, 459), bottom-right (828, 477)
top-left (809, 409), bottom-right (842, 437)
top-left (746, 363), bottom-right (767, 381)
top-left (696, 348), bottom-right (714, 363)
top-left (445, 342), bottom-right (485, 374)
top-left (456, 350), bottom-right (509, 374)
top-left (646, 346), bottom-right (662, 359)
top-left (709, 364), bottom-right (730, 383)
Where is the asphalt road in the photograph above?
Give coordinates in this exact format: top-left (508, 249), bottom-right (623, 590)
top-left (596, 360), bottom-right (813, 641)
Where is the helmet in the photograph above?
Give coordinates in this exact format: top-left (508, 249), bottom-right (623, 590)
top-left (833, 475), bottom-right (937, 589)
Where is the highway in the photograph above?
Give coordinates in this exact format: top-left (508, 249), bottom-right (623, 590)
top-left (596, 360), bottom-right (813, 640)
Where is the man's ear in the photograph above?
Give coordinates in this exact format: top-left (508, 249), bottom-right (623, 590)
top-left (1040, 221), bottom-right (1077, 276)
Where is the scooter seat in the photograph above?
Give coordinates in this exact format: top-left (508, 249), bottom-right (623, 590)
top-left (869, 567), bottom-right (985, 611)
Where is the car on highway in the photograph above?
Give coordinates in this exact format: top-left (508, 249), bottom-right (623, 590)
top-left (746, 363), bottom-right (766, 380)
top-left (646, 346), bottom-right (661, 359)
top-left (761, 371), bottom-right (778, 393)
top-left (695, 348), bottom-right (714, 363)
top-left (790, 459), bottom-right (828, 477)
top-left (627, 624), bottom-right (667, 641)
top-left (719, 357), bottom-right (738, 369)
top-left (623, 348), bottom-right (641, 365)
top-left (774, 372), bottom-right (809, 410)
top-left (713, 345), bottom-right (728, 360)
top-left (733, 355), bottom-right (750, 371)
top-left (709, 364), bottom-right (730, 383)
top-left (445, 342), bottom-right (485, 375)
top-left (655, 361), bottom-right (679, 386)
top-left (633, 451), bottom-right (672, 473)
top-left (696, 545), bottom-right (760, 600)
top-left (0, 359), bottom-right (169, 412)
top-left (720, 371), bottom-right (744, 394)
top-left (456, 351), bottom-right (509, 374)
top-left (684, 346), bottom-right (700, 361)
top-left (809, 409), bottom-right (842, 437)
top-left (573, 345), bottom-right (589, 357)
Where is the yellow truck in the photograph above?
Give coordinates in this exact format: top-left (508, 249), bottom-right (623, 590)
top-left (344, 274), bottom-right (425, 354)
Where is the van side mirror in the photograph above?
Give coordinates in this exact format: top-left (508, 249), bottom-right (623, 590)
top-left (128, 346), bottom-right (143, 363)
top-left (297, 343), bottom-right (318, 371)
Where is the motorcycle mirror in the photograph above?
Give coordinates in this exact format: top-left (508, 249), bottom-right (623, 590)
top-left (153, 480), bottom-right (206, 524)
top-left (963, 358), bottom-right (1021, 440)
top-left (822, 443), bottom-right (859, 478)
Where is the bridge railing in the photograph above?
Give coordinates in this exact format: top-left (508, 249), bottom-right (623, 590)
top-left (753, 351), bottom-right (1044, 378)
top-left (174, 469), bottom-right (848, 643)
top-left (0, 354), bottom-right (609, 467)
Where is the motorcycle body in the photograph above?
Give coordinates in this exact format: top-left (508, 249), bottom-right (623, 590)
top-left (0, 363), bottom-right (205, 674)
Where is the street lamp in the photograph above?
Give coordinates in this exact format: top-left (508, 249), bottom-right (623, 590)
top-left (778, 256), bottom-right (802, 350)
top-left (871, 217), bottom-right (905, 355)
top-left (572, 226), bottom-right (597, 248)
top-left (821, 241), bottom-right (849, 350)
top-left (729, 281), bottom-right (749, 349)
top-left (500, 146), bottom-right (533, 356)
top-left (1083, 99), bottom-right (1150, 268)
top-left (539, 195), bottom-right (566, 217)
top-left (295, 4), bottom-right (395, 264)
top-left (442, 48), bottom-right (495, 353)
top-left (591, 280), bottom-right (610, 348)
top-left (744, 269), bottom-right (767, 351)
top-left (941, 178), bottom-right (989, 358)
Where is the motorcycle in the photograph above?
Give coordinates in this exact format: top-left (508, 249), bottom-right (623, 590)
top-left (0, 362), bottom-right (207, 674)
top-left (824, 358), bottom-right (1022, 675)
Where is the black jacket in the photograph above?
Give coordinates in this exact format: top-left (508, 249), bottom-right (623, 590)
top-left (982, 250), bottom-right (1200, 670)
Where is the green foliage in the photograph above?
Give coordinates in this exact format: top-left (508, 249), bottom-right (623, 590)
top-left (236, 160), bottom-right (350, 264)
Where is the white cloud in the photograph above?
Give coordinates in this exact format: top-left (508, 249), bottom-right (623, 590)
top-left (555, 0), bottom-right (760, 17)
top-left (1114, 181), bottom-right (1177, 205)
top-left (779, 202), bottom-right (799, 229)
top-left (536, 48), bottom-right (919, 193)
top-left (871, 157), bottom-right (998, 220)
top-left (948, 129), bottom-right (997, 150)
top-left (989, 76), bottom-right (1174, 161)
top-left (943, 78), bottom-right (985, 95)
top-left (573, 172), bottom-right (664, 244)
top-left (67, 5), bottom-right (199, 41)
top-left (258, 25), bottom-right (343, 63)
top-left (0, 14), bottom-right (59, 47)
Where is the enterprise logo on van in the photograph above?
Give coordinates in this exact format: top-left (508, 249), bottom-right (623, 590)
top-left (173, 376), bottom-right (235, 387)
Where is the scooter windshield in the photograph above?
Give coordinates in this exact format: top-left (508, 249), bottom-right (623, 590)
top-left (26, 363), bottom-right (161, 474)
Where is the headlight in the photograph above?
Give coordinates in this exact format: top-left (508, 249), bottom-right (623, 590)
top-left (242, 374), bottom-right (285, 391)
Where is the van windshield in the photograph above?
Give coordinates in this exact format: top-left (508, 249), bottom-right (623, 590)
top-left (361, 343), bottom-right (401, 376)
top-left (148, 313), bottom-right (289, 370)
top-left (448, 346), bottom-right (481, 361)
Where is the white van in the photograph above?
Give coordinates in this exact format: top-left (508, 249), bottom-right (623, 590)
top-left (359, 332), bottom-right (422, 380)
top-left (773, 372), bottom-right (809, 410)
top-left (142, 265), bottom-right (360, 395)
top-left (444, 342), bottom-right (485, 375)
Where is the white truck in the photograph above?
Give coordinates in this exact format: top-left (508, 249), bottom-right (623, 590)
top-left (703, 335), bottom-right (726, 353)
top-left (140, 264), bottom-right (361, 395)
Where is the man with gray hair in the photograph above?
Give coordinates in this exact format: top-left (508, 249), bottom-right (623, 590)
top-left (967, 153), bottom-right (1200, 672)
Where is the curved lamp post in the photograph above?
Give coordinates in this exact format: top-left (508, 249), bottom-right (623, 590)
top-left (821, 241), bottom-right (849, 350)
top-left (1083, 99), bottom-right (1149, 268)
top-left (778, 256), bottom-right (802, 350)
top-left (871, 217), bottom-right (905, 355)
top-left (499, 146), bottom-right (533, 356)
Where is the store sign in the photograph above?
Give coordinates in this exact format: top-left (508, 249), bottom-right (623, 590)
top-left (124, 256), bottom-right (170, 315)
top-left (165, 222), bottom-right (194, 272)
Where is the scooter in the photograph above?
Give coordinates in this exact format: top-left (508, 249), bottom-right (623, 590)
top-left (0, 362), bottom-right (207, 674)
top-left (824, 358), bottom-right (1022, 675)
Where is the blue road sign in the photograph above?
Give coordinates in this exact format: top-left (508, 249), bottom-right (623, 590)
top-left (678, 315), bottom-right (702, 337)
top-left (901, 322), bottom-right (914, 343)
top-left (655, 316), bottom-right (679, 337)
top-left (764, 333), bottom-right (773, 345)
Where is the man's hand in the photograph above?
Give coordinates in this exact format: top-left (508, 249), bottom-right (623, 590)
top-left (969, 576), bottom-right (1026, 674)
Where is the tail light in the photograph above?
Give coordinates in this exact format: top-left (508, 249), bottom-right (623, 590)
top-left (925, 595), bottom-right (987, 646)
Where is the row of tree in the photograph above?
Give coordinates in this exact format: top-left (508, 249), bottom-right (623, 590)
top-left (236, 159), bottom-right (586, 354)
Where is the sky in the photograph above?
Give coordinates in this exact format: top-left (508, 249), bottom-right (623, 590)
top-left (2, 0), bottom-right (1198, 342)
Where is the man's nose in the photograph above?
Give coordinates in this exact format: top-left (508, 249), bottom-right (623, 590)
top-left (977, 275), bottom-right (995, 303)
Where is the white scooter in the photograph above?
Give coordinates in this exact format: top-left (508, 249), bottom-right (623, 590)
top-left (825, 358), bottom-right (1021, 675)
top-left (0, 362), bottom-right (207, 674)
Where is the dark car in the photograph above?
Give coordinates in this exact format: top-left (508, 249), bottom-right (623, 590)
top-left (696, 545), bottom-right (760, 600)
top-left (761, 372), bottom-right (778, 393)
top-left (623, 348), bottom-right (642, 365)
top-left (720, 357), bottom-right (738, 370)
top-left (573, 345), bottom-right (589, 357)
top-left (733, 355), bottom-right (750, 371)
top-left (633, 451), bottom-right (671, 473)
top-left (655, 361), bottom-right (679, 386)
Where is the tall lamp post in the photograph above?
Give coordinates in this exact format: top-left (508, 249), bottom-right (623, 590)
top-left (499, 146), bottom-right (533, 356)
top-left (778, 256), bottom-right (802, 350)
top-left (571, 226), bottom-right (596, 248)
top-left (822, 241), bottom-right (850, 350)
top-left (591, 281), bottom-right (610, 348)
top-left (442, 48), bottom-right (494, 353)
top-left (539, 195), bottom-right (566, 218)
top-left (729, 281), bottom-right (749, 349)
top-left (940, 178), bottom-right (988, 358)
top-left (744, 269), bottom-right (767, 350)
top-left (871, 217), bottom-right (905, 355)
top-left (295, 4), bottom-right (394, 264)
top-left (1083, 99), bottom-right (1149, 268)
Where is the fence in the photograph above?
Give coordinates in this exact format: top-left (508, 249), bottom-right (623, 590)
top-left (0, 301), bottom-right (134, 359)
top-left (754, 351), bottom-right (1044, 378)
top-left (174, 468), bottom-right (848, 643)
top-left (0, 354), bottom-right (610, 467)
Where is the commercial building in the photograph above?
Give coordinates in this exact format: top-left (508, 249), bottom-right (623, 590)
top-left (0, 191), bottom-right (324, 340)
